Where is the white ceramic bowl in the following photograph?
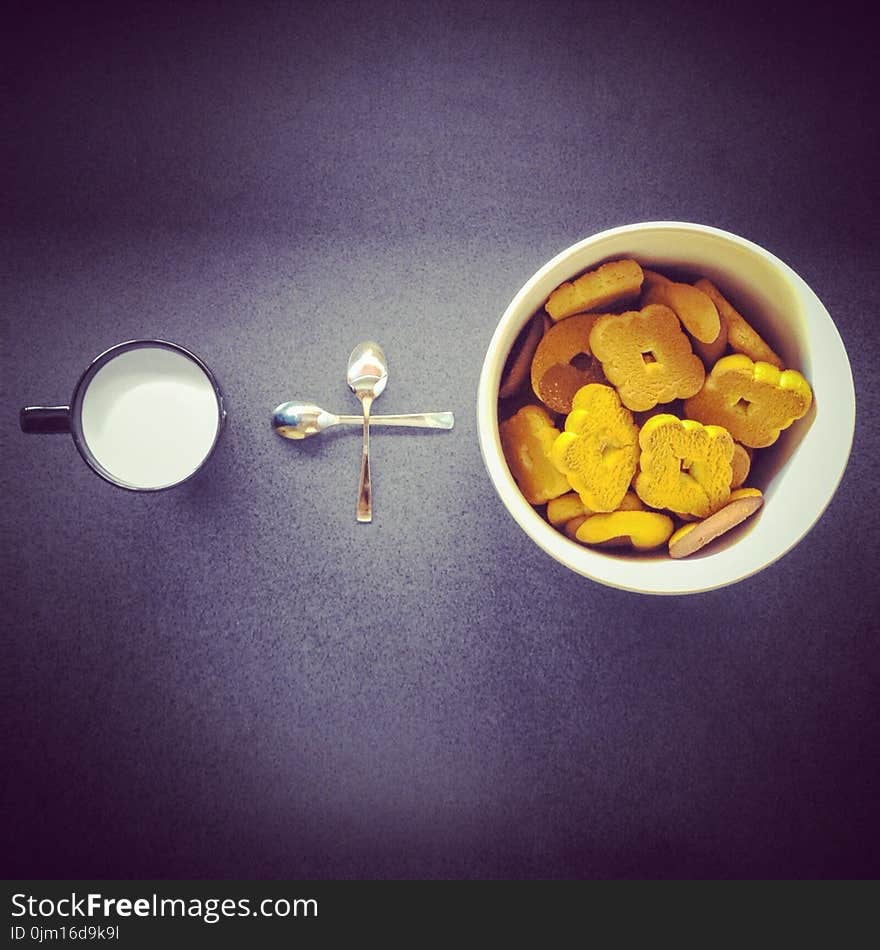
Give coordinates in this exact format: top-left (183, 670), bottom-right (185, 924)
top-left (477, 222), bottom-right (855, 595)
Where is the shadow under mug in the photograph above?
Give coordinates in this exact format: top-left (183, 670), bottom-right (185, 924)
top-left (20, 339), bottom-right (226, 491)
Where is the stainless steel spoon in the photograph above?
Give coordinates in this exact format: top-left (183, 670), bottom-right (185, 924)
top-left (272, 401), bottom-right (454, 440)
top-left (347, 341), bottom-right (388, 523)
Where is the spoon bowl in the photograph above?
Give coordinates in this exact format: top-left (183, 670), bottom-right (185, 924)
top-left (347, 342), bottom-right (389, 402)
top-left (272, 401), bottom-right (336, 439)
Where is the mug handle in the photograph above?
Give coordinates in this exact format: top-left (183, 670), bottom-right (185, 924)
top-left (20, 406), bottom-right (71, 434)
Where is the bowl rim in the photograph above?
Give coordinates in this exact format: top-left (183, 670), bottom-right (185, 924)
top-left (476, 221), bottom-right (856, 595)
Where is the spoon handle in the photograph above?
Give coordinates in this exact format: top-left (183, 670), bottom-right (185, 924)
top-left (356, 394), bottom-right (373, 523)
top-left (336, 411), bottom-right (454, 429)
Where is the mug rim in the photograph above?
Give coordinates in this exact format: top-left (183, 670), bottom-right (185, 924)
top-left (69, 339), bottom-right (226, 492)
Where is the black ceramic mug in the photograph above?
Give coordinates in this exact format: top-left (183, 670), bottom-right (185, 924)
top-left (21, 340), bottom-right (226, 491)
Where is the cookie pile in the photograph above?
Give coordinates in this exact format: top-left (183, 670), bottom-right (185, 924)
top-left (498, 259), bottom-right (813, 558)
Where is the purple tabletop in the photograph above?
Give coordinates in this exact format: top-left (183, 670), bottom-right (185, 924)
top-left (2, 1), bottom-right (877, 879)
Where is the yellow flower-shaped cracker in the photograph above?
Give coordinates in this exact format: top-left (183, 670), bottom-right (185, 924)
top-left (589, 304), bottom-right (706, 411)
top-left (550, 384), bottom-right (639, 513)
top-left (684, 354), bottom-right (812, 448)
top-left (530, 312), bottom-right (604, 413)
top-left (635, 414), bottom-right (734, 518)
top-left (500, 405), bottom-right (570, 504)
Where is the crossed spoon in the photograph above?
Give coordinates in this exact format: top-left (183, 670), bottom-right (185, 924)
top-left (272, 342), bottom-right (454, 523)
top-left (271, 401), bottom-right (454, 440)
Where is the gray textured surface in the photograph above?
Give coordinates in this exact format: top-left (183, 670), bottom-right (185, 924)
top-left (2, 1), bottom-right (878, 878)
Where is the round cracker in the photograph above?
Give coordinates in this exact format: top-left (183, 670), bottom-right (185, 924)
top-left (668, 488), bottom-right (764, 558)
top-left (499, 312), bottom-right (547, 399)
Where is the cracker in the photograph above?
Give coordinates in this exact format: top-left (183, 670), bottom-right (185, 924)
top-left (545, 259), bottom-right (643, 321)
top-left (499, 312), bottom-right (547, 399)
top-left (668, 488), bottom-right (764, 558)
top-left (694, 278), bottom-right (783, 368)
